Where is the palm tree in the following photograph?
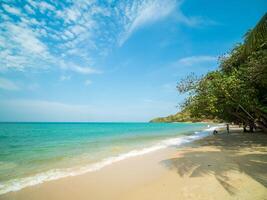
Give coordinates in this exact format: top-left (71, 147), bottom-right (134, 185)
top-left (244, 13), bottom-right (267, 56)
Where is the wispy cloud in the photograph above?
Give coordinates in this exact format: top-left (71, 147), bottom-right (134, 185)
top-left (0, 21), bottom-right (52, 71)
top-left (118, 0), bottom-right (177, 46)
top-left (8, 23), bottom-right (48, 54)
top-left (117, 0), bottom-right (217, 46)
top-left (59, 61), bottom-right (101, 75)
top-left (2, 4), bottom-right (22, 16)
top-left (0, 0), bottom-right (216, 74)
top-left (39, 1), bottom-right (56, 13)
top-left (0, 78), bottom-right (19, 91)
top-left (175, 55), bottom-right (218, 66)
top-left (0, 0), bottom-right (105, 73)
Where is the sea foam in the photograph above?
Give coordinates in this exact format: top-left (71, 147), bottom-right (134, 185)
top-left (0, 125), bottom-right (220, 195)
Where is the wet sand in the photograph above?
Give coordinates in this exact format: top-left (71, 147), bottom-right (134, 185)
top-left (1, 129), bottom-right (267, 200)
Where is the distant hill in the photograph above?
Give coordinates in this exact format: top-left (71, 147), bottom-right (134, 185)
top-left (150, 110), bottom-right (218, 123)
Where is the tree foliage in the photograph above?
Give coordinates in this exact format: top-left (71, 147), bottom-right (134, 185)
top-left (175, 13), bottom-right (267, 132)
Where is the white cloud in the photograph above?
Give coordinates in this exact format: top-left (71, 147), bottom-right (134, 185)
top-left (84, 79), bottom-right (92, 86)
top-left (0, 10), bottom-right (94, 73)
top-left (8, 23), bottom-right (47, 54)
top-left (0, 78), bottom-right (19, 91)
top-left (119, 0), bottom-right (177, 46)
top-left (130, 1), bottom-right (176, 32)
top-left (175, 55), bottom-right (217, 66)
top-left (0, 1), bottom-right (100, 73)
top-left (70, 65), bottom-right (100, 74)
top-left (2, 4), bottom-right (22, 16)
top-left (0, 0), bottom-right (216, 75)
top-left (0, 21), bottom-right (52, 71)
top-left (64, 30), bottom-right (75, 39)
top-left (117, 0), bottom-right (217, 46)
top-left (39, 1), bottom-right (56, 13)
top-left (70, 25), bottom-right (86, 36)
top-left (24, 5), bottom-right (35, 14)
top-left (59, 61), bottom-right (101, 75)
top-left (65, 8), bottom-right (81, 22)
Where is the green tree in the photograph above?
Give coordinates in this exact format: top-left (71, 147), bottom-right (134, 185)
top-left (175, 13), bottom-right (267, 132)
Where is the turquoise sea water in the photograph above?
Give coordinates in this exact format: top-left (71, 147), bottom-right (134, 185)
top-left (0, 122), bottom-right (217, 194)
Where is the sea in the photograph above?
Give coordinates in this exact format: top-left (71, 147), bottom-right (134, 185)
top-left (0, 122), bottom-right (219, 194)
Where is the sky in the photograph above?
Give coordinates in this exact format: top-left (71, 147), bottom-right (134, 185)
top-left (0, 0), bottom-right (266, 122)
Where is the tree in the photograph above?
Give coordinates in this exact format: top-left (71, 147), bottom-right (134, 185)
top-left (176, 13), bottom-right (267, 132)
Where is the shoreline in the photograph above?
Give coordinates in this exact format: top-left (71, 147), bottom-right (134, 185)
top-left (2, 128), bottom-right (267, 200)
top-left (0, 124), bottom-right (219, 195)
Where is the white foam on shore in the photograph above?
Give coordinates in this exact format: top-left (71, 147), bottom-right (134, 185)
top-left (0, 125), bottom-right (221, 195)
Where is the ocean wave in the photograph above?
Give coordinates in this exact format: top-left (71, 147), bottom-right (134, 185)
top-left (0, 125), bottom-right (220, 195)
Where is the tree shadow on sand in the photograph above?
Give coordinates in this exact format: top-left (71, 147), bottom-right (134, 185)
top-left (161, 133), bottom-right (267, 196)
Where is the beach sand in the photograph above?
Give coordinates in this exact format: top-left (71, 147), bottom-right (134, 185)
top-left (1, 128), bottom-right (267, 200)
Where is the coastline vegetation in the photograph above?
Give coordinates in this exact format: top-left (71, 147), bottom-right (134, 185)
top-left (150, 109), bottom-right (221, 123)
top-left (151, 13), bottom-right (267, 132)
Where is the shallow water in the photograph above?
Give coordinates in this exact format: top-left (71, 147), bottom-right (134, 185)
top-left (0, 122), bottom-right (218, 194)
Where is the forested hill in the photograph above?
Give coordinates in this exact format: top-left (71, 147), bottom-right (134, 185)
top-left (150, 110), bottom-right (219, 123)
top-left (151, 13), bottom-right (267, 132)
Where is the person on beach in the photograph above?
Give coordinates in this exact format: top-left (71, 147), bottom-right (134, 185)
top-left (226, 124), bottom-right (230, 134)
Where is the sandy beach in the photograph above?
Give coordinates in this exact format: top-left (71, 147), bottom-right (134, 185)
top-left (1, 128), bottom-right (267, 200)
top-left (0, 2), bottom-right (266, 200)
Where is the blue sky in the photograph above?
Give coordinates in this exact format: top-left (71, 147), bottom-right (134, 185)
top-left (0, 0), bottom-right (266, 122)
